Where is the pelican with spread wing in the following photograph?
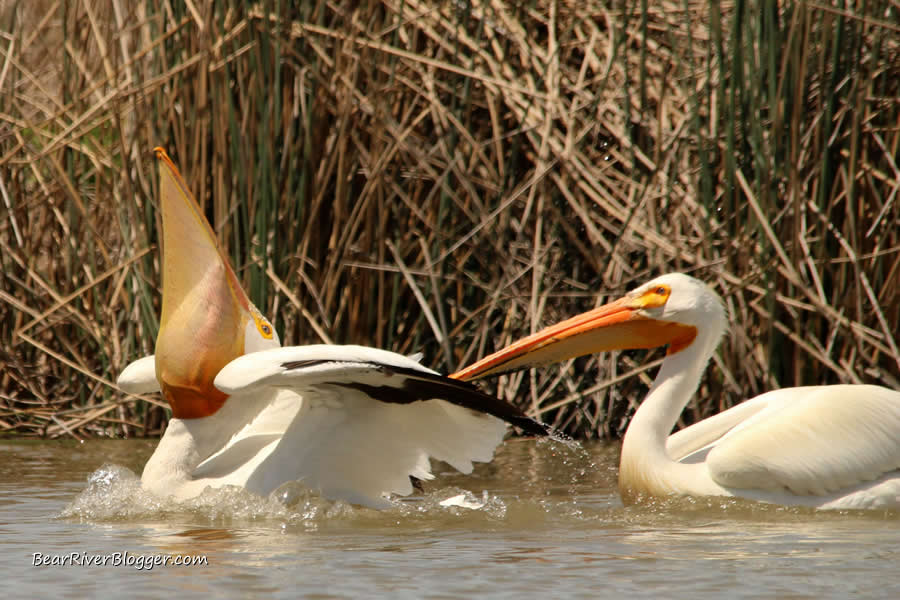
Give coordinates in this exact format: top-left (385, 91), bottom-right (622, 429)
top-left (117, 148), bottom-right (549, 508)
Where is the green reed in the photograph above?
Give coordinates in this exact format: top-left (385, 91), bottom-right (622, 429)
top-left (0, 1), bottom-right (897, 439)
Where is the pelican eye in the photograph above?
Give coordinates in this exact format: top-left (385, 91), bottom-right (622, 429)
top-left (254, 316), bottom-right (274, 339)
top-left (637, 284), bottom-right (671, 308)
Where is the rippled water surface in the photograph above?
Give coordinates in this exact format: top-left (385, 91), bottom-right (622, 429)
top-left (2, 438), bottom-right (898, 598)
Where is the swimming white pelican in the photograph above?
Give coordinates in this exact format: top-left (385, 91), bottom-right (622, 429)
top-left (116, 147), bottom-right (549, 508)
top-left (453, 273), bottom-right (900, 509)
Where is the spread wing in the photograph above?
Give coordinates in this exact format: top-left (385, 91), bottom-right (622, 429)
top-left (194, 345), bottom-right (548, 507)
top-left (117, 355), bottom-right (160, 394)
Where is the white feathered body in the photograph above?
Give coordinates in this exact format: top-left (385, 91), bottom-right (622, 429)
top-left (122, 346), bottom-right (510, 508)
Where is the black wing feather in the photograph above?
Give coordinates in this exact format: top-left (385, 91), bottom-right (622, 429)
top-left (280, 360), bottom-right (552, 437)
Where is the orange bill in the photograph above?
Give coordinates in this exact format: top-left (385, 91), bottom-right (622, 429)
top-left (152, 147), bottom-right (256, 418)
top-left (451, 295), bottom-right (696, 382)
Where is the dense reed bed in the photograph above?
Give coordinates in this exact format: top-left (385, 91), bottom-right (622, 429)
top-left (1, 1), bottom-right (898, 439)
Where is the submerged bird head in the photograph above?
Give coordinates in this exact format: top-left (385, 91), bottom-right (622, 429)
top-left (153, 147), bottom-right (280, 419)
top-left (452, 273), bottom-right (726, 381)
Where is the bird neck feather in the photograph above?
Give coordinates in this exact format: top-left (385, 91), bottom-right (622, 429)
top-left (620, 323), bottom-right (721, 499)
top-left (142, 392), bottom-right (268, 490)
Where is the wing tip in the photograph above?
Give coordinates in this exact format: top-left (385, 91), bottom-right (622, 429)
top-left (505, 414), bottom-right (555, 438)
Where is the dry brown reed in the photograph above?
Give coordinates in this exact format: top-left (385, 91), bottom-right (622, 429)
top-left (1, 1), bottom-right (898, 439)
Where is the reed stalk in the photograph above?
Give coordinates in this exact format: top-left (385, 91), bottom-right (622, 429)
top-left (1, 1), bottom-right (897, 439)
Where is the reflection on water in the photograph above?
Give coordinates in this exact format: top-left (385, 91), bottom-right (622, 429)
top-left (1, 438), bottom-right (898, 598)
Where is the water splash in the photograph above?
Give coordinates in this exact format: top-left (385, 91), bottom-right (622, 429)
top-left (60, 463), bottom-right (389, 525)
top-left (61, 464), bottom-right (167, 521)
top-left (59, 464), bottom-right (514, 525)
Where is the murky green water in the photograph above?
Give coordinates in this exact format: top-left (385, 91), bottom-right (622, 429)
top-left (1, 437), bottom-right (898, 598)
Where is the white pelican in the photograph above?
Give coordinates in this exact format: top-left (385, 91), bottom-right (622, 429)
top-left (453, 273), bottom-right (900, 509)
top-left (116, 147), bottom-right (549, 508)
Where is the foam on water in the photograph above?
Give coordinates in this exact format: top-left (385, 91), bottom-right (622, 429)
top-left (59, 463), bottom-right (516, 526)
top-left (54, 437), bottom-right (635, 533)
top-left (69, 436), bottom-right (886, 531)
top-left (10, 439), bottom-right (900, 599)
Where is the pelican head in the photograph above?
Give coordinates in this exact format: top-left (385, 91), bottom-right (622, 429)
top-left (453, 273), bottom-right (726, 381)
top-left (152, 148), bottom-right (280, 419)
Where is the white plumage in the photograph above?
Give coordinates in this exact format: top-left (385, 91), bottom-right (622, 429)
top-left (122, 346), bottom-right (512, 508)
top-left (454, 273), bottom-right (900, 509)
top-left (117, 148), bottom-right (547, 509)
